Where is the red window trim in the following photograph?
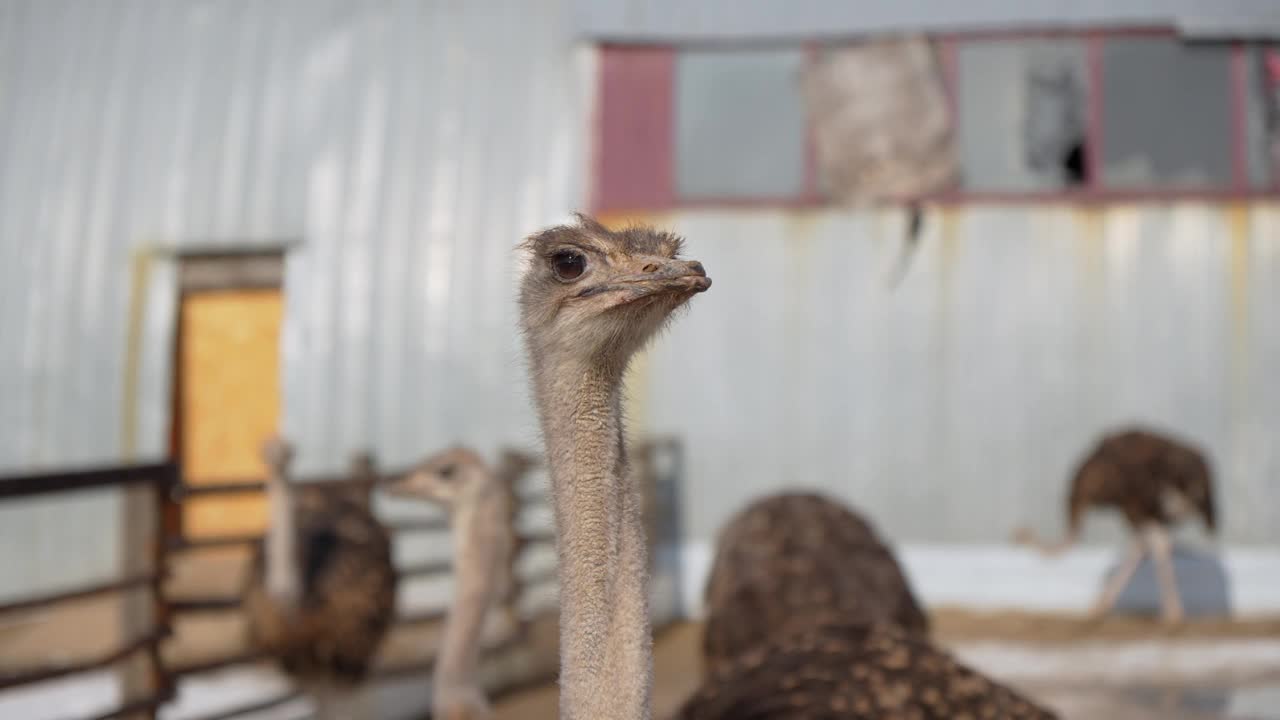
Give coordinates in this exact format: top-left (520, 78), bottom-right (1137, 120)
top-left (592, 30), bottom-right (1280, 214)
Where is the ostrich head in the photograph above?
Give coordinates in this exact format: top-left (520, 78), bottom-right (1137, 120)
top-left (518, 213), bottom-right (710, 372)
top-left (385, 446), bottom-right (490, 507)
top-left (261, 436), bottom-right (295, 477)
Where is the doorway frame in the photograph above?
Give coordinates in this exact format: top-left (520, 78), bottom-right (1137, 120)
top-left (118, 241), bottom-right (298, 706)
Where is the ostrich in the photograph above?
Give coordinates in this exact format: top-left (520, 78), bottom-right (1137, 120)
top-left (684, 492), bottom-right (1058, 719)
top-left (244, 437), bottom-right (398, 719)
top-left (383, 446), bottom-right (531, 720)
top-left (676, 619), bottom-right (1055, 720)
top-left (1014, 427), bottom-right (1216, 623)
top-left (518, 213), bottom-right (709, 720)
top-left (700, 491), bottom-right (929, 671)
top-left (349, 449), bottom-right (379, 499)
top-left (517, 214), bottom-right (1054, 719)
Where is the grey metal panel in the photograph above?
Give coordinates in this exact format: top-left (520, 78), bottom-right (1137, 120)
top-left (674, 49), bottom-right (808, 198)
top-left (1100, 38), bottom-right (1236, 189)
top-left (0, 0), bottom-right (586, 594)
top-left (956, 38), bottom-right (1087, 191)
top-left (640, 205), bottom-right (1280, 546)
top-left (1244, 48), bottom-right (1276, 189)
top-left (574, 0), bottom-right (1280, 43)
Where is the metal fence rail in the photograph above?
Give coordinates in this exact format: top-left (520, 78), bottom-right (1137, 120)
top-left (158, 448), bottom-right (562, 719)
top-left (0, 461), bottom-right (179, 720)
top-left (0, 437), bottom-right (683, 719)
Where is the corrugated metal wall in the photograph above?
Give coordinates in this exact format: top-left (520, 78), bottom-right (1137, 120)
top-left (3, 0), bottom-right (1279, 602)
top-left (0, 0), bottom-right (589, 596)
top-left (636, 205), bottom-right (1280, 545)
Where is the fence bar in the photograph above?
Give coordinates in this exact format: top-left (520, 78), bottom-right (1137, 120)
top-left (168, 534), bottom-right (261, 551)
top-left (397, 558), bottom-right (452, 580)
top-left (0, 573), bottom-right (158, 616)
top-left (0, 463), bottom-right (175, 500)
top-left (0, 626), bottom-right (167, 691)
top-left (385, 517), bottom-right (450, 533)
top-left (168, 596), bottom-right (241, 613)
top-left (168, 650), bottom-right (266, 679)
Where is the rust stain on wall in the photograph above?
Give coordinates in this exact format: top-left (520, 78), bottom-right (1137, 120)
top-left (1071, 205), bottom-right (1107, 297)
top-left (1225, 203), bottom-right (1252, 406)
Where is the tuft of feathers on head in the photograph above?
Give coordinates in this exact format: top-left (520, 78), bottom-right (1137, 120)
top-left (519, 212), bottom-right (684, 261)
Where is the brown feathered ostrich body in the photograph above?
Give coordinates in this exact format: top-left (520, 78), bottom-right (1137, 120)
top-left (1015, 427), bottom-right (1216, 623)
top-left (688, 495), bottom-right (1057, 720)
top-left (677, 621), bottom-right (1054, 720)
top-left (701, 492), bottom-right (928, 671)
top-left (244, 438), bottom-right (398, 719)
top-left (384, 446), bottom-right (527, 720)
top-left (517, 214), bottom-right (1055, 720)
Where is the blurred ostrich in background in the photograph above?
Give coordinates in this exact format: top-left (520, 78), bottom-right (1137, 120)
top-left (244, 437), bottom-right (398, 719)
top-left (1015, 427), bottom-right (1216, 624)
top-left (700, 491), bottom-right (929, 670)
top-left (682, 490), bottom-right (1057, 719)
top-left (385, 446), bottom-right (537, 720)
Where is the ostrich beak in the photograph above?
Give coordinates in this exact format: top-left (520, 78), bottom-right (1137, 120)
top-left (574, 258), bottom-right (711, 301)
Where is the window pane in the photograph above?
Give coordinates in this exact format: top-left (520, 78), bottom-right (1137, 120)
top-left (957, 38), bottom-right (1088, 192)
top-left (1245, 45), bottom-right (1279, 189)
top-left (1101, 38), bottom-right (1234, 190)
top-left (675, 50), bottom-right (807, 199)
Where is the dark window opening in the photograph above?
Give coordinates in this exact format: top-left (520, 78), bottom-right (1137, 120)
top-left (956, 38), bottom-right (1088, 192)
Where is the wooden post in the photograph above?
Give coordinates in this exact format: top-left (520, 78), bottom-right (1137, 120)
top-left (149, 463), bottom-right (182, 712)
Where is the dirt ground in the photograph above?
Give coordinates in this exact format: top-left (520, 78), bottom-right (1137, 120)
top-left (930, 607), bottom-right (1280, 644)
top-left (493, 613), bottom-right (1280, 720)
top-left (8, 600), bottom-right (1280, 719)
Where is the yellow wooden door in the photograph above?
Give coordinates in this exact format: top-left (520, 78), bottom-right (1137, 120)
top-left (177, 289), bottom-right (282, 539)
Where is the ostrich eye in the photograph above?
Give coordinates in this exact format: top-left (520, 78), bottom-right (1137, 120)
top-left (437, 464), bottom-right (456, 481)
top-left (551, 250), bottom-right (586, 281)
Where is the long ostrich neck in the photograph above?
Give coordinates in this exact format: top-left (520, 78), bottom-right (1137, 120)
top-left (533, 356), bottom-right (652, 720)
top-left (265, 466), bottom-right (299, 604)
top-left (434, 481), bottom-right (506, 710)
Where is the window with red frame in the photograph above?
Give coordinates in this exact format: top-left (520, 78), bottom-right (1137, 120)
top-left (593, 35), bottom-right (1279, 212)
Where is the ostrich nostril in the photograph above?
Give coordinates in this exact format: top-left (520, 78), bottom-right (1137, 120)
top-left (642, 263), bottom-right (659, 273)
top-left (687, 261), bottom-right (706, 277)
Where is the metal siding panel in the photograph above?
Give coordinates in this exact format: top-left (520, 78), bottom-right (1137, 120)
top-left (641, 205), bottom-right (1280, 546)
top-left (0, 0), bottom-right (585, 593)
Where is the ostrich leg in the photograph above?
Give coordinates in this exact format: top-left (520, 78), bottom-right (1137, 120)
top-left (1145, 524), bottom-right (1185, 624)
top-left (1090, 538), bottom-right (1145, 620)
